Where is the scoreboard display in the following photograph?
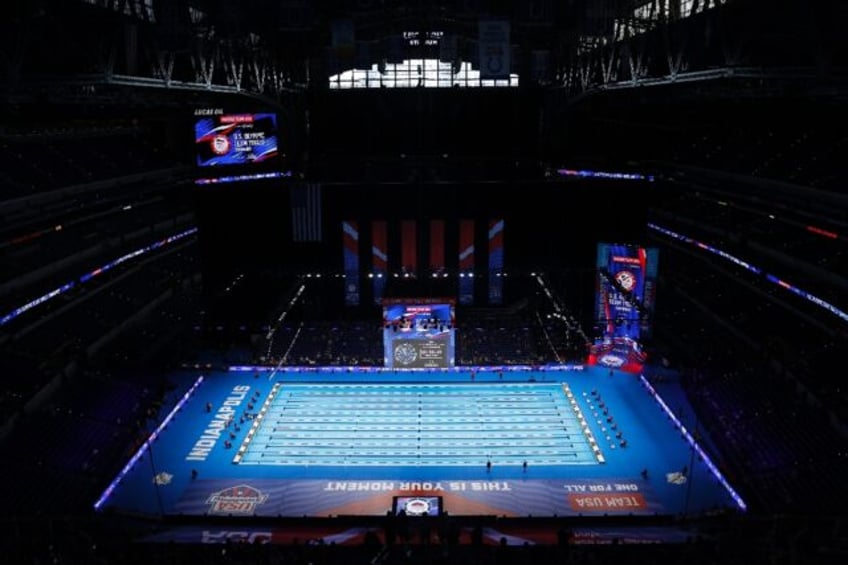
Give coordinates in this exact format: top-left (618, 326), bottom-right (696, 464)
top-left (194, 112), bottom-right (278, 167)
top-left (383, 300), bottom-right (455, 368)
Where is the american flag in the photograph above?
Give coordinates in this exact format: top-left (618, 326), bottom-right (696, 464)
top-left (291, 183), bottom-right (322, 242)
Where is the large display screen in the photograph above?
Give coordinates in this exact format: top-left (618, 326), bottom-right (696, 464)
top-left (194, 113), bottom-right (278, 167)
top-left (383, 301), bottom-right (455, 368)
top-left (591, 243), bottom-right (658, 372)
top-left (594, 243), bottom-right (653, 342)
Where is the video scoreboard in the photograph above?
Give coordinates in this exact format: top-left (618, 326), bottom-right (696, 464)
top-left (383, 299), bottom-right (455, 368)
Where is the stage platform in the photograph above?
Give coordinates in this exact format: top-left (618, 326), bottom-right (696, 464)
top-left (95, 365), bottom-right (744, 520)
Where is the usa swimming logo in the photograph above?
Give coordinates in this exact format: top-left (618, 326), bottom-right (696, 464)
top-left (206, 484), bottom-right (268, 515)
top-left (599, 353), bottom-right (625, 368)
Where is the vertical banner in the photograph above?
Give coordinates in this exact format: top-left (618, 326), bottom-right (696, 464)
top-left (401, 220), bottom-right (417, 277)
top-left (458, 219), bottom-right (475, 305)
top-left (430, 220), bottom-right (445, 274)
top-left (640, 248), bottom-right (660, 339)
top-left (291, 183), bottom-right (322, 242)
top-left (591, 243), bottom-right (649, 372)
top-left (478, 20), bottom-right (510, 79)
top-left (372, 221), bottom-right (388, 305)
top-left (342, 221), bottom-right (360, 306)
top-left (488, 219), bottom-right (504, 305)
top-left (595, 243), bottom-right (647, 341)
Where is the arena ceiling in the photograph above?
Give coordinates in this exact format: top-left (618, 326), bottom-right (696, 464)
top-left (2, 0), bottom-right (844, 110)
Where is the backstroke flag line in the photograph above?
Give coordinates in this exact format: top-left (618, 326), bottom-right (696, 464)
top-left (291, 183), bottom-right (322, 242)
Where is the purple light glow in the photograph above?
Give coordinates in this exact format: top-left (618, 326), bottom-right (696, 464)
top-left (639, 374), bottom-right (747, 512)
top-left (93, 375), bottom-right (205, 511)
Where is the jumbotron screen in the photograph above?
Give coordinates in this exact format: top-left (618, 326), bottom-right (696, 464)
top-left (596, 244), bottom-right (644, 342)
top-left (383, 301), bottom-right (455, 368)
top-left (591, 243), bottom-right (658, 372)
top-left (194, 113), bottom-right (278, 167)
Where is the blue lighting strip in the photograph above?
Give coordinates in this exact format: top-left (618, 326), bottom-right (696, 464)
top-left (1, 227), bottom-right (198, 327)
top-left (94, 375), bottom-right (205, 511)
top-left (557, 168), bottom-right (655, 182)
top-left (649, 223), bottom-right (848, 323)
top-left (228, 364), bottom-right (585, 373)
top-left (765, 274), bottom-right (848, 323)
top-left (639, 374), bottom-right (747, 512)
top-left (648, 223), bottom-right (760, 275)
top-left (0, 282), bottom-right (75, 326)
top-left (194, 171), bottom-right (293, 185)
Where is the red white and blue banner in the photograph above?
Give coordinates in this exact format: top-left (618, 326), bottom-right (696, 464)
top-left (342, 221), bottom-right (360, 306)
top-left (458, 220), bottom-right (475, 305)
top-left (372, 220), bottom-right (387, 304)
top-left (488, 219), bottom-right (504, 305)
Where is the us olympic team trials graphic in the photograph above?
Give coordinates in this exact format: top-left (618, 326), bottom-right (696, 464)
top-left (591, 243), bottom-right (659, 372)
top-left (194, 112), bottom-right (278, 167)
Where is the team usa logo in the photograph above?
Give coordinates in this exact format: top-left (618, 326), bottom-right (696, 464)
top-left (401, 498), bottom-right (432, 516)
top-left (211, 134), bottom-right (231, 155)
top-left (206, 484), bottom-right (268, 515)
top-left (666, 471), bottom-right (688, 485)
top-left (153, 472), bottom-right (173, 486)
top-left (614, 270), bottom-right (637, 292)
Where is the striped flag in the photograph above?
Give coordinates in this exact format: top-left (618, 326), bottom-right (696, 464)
top-left (291, 183), bottom-right (322, 242)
